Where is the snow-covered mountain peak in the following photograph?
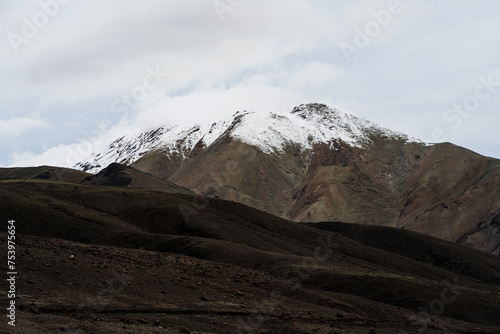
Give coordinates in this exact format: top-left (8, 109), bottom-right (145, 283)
top-left (75, 104), bottom-right (419, 173)
top-left (292, 103), bottom-right (349, 119)
top-left (291, 103), bottom-right (380, 136)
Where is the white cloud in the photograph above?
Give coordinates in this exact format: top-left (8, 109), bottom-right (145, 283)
top-left (134, 85), bottom-right (306, 128)
top-left (2, 0), bottom-right (500, 165)
top-left (0, 0), bottom-right (343, 108)
top-left (0, 118), bottom-right (49, 138)
top-left (9, 144), bottom-right (74, 168)
top-left (289, 62), bottom-right (345, 89)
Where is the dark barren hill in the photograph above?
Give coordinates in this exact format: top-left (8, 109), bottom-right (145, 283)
top-left (1, 178), bottom-right (500, 333)
top-left (0, 166), bottom-right (91, 183)
top-left (81, 162), bottom-right (195, 195)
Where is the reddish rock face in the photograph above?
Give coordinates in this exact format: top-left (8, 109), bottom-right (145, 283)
top-left (395, 144), bottom-right (500, 255)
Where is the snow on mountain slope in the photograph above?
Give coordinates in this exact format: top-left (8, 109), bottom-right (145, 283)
top-left (76, 103), bottom-right (419, 174)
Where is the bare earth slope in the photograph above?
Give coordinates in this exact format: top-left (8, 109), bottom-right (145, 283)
top-left (395, 143), bottom-right (500, 255)
top-left (287, 139), bottom-right (500, 255)
top-left (0, 166), bottom-right (91, 183)
top-left (1, 179), bottom-right (500, 333)
top-left (82, 162), bottom-right (194, 195)
top-left (132, 133), bottom-right (500, 255)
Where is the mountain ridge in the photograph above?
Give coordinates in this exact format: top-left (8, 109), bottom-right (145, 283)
top-left (71, 104), bottom-right (500, 255)
top-left (7, 103), bottom-right (500, 255)
top-left (75, 103), bottom-right (420, 174)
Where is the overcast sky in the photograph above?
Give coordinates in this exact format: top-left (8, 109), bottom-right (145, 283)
top-left (1, 0), bottom-right (499, 167)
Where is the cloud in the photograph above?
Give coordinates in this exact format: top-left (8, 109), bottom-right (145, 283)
top-left (2, 0), bottom-right (500, 166)
top-left (0, 0), bottom-right (343, 108)
top-left (289, 62), bottom-right (345, 89)
top-left (134, 85), bottom-right (306, 128)
top-left (0, 117), bottom-right (49, 138)
top-left (9, 144), bottom-right (74, 168)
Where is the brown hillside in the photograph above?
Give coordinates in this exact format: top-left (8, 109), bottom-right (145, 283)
top-left (1, 179), bottom-right (500, 332)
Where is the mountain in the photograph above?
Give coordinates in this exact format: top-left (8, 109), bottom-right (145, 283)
top-left (68, 103), bottom-right (500, 255)
top-left (81, 162), bottom-right (194, 194)
top-left (76, 103), bottom-right (417, 174)
top-left (0, 165), bottom-right (91, 183)
top-left (1, 178), bottom-right (500, 333)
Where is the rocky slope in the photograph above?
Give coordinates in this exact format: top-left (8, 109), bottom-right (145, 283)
top-left (64, 104), bottom-right (499, 254)
top-left (1, 178), bottom-right (500, 333)
top-left (82, 162), bottom-right (194, 195)
top-left (0, 166), bottom-right (91, 183)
